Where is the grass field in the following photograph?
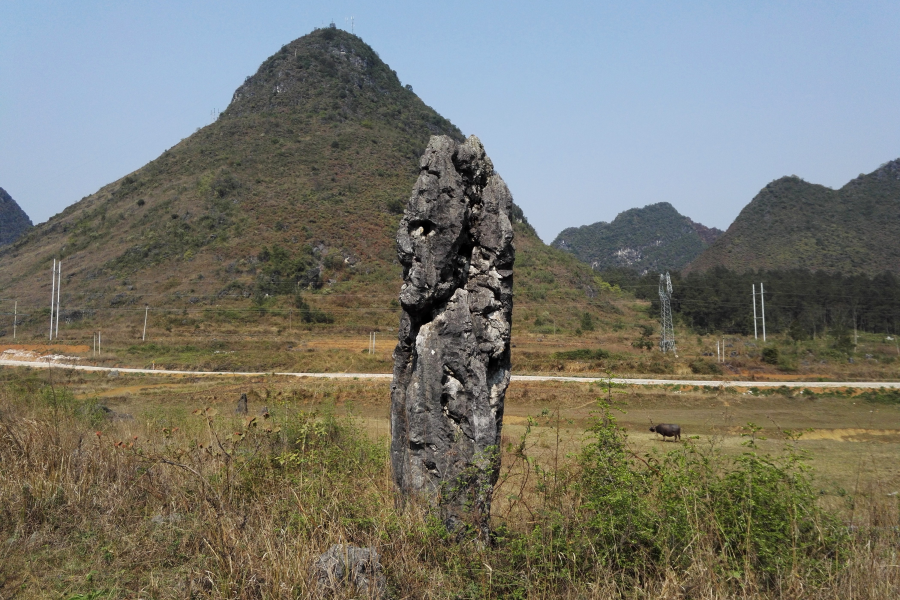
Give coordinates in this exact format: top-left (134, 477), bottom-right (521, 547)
top-left (19, 368), bottom-right (897, 496)
top-left (3, 319), bottom-right (900, 383)
top-left (1, 367), bottom-right (898, 598)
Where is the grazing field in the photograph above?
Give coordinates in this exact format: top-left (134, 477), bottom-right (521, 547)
top-left (1, 367), bottom-right (898, 598)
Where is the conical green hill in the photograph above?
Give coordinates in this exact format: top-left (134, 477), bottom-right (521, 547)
top-left (686, 159), bottom-right (900, 275)
top-left (0, 27), bottom-right (609, 335)
top-left (551, 202), bottom-right (722, 274)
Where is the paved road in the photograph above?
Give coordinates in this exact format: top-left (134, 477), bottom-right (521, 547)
top-left (3, 358), bottom-right (899, 389)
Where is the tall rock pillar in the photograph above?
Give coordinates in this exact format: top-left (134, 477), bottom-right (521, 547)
top-left (391, 135), bottom-right (515, 535)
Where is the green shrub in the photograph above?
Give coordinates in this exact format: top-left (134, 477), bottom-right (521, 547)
top-left (579, 312), bottom-right (595, 332)
top-left (762, 346), bottom-right (779, 364)
top-left (689, 359), bottom-right (722, 375)
top-left (856, 389), bottom-right (900, 405)
top-left (553, 348), bottom-right (610, 361)
top-left (294, 292), bottom-right (334, 324)
top-left (385, 197), bottom-right (405, 214)
top-left (496, 403), bottom-right (847, 590)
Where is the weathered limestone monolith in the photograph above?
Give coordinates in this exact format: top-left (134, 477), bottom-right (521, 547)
top-left (390, 135), bottom-right (514, 535)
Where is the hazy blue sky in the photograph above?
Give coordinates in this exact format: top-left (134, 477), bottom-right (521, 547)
top-left (2, 0), bottom-right (899, 242)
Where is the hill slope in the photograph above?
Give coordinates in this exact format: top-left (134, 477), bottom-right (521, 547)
top-left (0, 188), bottom-right (32, 247)
top-left (0, 27), bottom-right (611, 335)
top-left (686, 160), bottom-right (900, 275)
top-left (551, 202), bottom-right (722, 274)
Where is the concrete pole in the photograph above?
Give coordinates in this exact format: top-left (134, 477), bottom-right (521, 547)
top-left (49, 259), bottom-right (56, 340)
top-left (760, 283), bottom-right (767, 343)
top-left (55, 261), bottom-right (61, 339)
top-left (752, 284), bottom-right (758, 340)
top-left (142, 306), bottom-right (149, 341)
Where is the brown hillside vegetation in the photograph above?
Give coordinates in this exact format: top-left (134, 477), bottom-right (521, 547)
top-left (686, 159), bottom-right (900, 275)
top-left (0, 26), bottom-right (614, 339)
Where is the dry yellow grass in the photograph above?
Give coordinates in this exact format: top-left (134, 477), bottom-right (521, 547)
top-left (2, 369), bottom-right (899, 598)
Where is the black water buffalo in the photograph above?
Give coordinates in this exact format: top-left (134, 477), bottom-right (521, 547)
top-left (649, 424), bottom-right (681, 441)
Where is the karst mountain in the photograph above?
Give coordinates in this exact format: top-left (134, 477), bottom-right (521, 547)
top-left (0, 27), bottom-right (600, 327)
top-left (686, 159), bottom-right (900, 275)
top-left (552, 202), bottom-right (722, 274)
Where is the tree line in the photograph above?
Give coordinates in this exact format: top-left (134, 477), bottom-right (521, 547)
top-left (601, 266), bottom-right (900, 337)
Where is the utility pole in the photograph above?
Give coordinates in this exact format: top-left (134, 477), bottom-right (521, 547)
top-left (49, 259), bottom-right (56, 340)
top-left (752, 284), bottom-right (758, 339)
top-left (142, 306), bottom-right (149, 341)
top-left (659, 272), bottom-right (675, 353)
top-left (55, 261), bottom-right (61, 340)
top-left (752, 283), bottom-right (767, 342)
top-left (760, 282), bottom-right (766, 342)
top-left (13, 300), bottom-right (17, 340)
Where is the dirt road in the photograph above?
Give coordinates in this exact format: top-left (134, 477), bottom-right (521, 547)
top-left (2, 357), bottom-right (899, 389)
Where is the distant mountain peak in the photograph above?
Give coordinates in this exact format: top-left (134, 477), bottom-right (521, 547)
top-left (224, 27), bottom-right (458, 138)
top-left (0, 187), bottom-right (33, 246)
top-left (873, 158), bottom-right (900, 181)
top-left (551, 202), bottom-right (722, 274)
top-left (686, 157), bottom-right (900, 276)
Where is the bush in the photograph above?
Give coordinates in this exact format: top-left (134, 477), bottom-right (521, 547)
top-left (385, 198), bottom-right (405, 214)
top-left (294, 292), bottom-right (334, 324)
top-left (762, 346), bottom-right (779, 364)
top-left (553, 348), bottom-right (610, 361)
top-left (579, 312), bottom-right (595, 332)
top-left (255, 244), bottom-right (320, 296)
top-left (856, 389), bottom-right (900, 405)
top-left (689, 359), bottom-right (722, 375)
top-left (496, 403), bottom-right (847, 591)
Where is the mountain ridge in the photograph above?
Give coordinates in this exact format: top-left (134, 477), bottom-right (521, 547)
top-left (685, 159), bottom-right (900, 275)
top-left (0, 187), bottom-right (33, 247)
top-left (551, 202), bottom-right (723, 274)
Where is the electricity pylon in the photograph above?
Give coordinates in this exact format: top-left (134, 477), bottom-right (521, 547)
top-left (659, 272), bottom-right (675, 353)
